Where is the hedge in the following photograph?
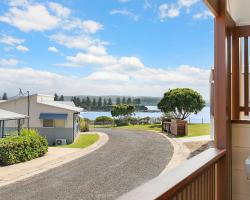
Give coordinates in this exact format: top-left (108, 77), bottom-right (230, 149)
top-left (0, 129), bottom-right (48, 165)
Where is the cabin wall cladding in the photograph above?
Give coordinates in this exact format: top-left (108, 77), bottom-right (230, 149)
top-left (232, 123), bottom-right (250, 200)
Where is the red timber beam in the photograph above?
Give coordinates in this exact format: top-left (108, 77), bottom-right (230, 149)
top-left (205, 0), bottom-right (235, 200)
top-left (203, 0), bottom-right (219, 16)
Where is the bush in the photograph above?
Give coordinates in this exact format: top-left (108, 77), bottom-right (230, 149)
top-left (95, 116), bottom-right (114, 125)
top-left (0, 129), bottom-right (48, 165)
top-left (80, 118), bottom-right (89, 132)
top-left (139, 117), bottom-right (150, 125)
top-left (114, 119), bottom-right (129, 126)
top-left (128, 117), bottom-right (139, 125)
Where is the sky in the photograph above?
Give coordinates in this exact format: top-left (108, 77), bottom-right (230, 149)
top-left (0, 0), bottom-right (214, 99)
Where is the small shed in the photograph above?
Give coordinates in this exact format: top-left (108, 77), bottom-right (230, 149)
top-left (0, 109), bottom-right (28, 138)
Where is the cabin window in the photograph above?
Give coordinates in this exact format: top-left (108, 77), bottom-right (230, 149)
top-left (43, 119), bottom-right (54, 127)
top-left (43, 119), bottom-right (65, 128)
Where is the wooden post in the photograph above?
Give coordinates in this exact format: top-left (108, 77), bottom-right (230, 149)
top-left (232, 32), bottom-right (240, 119)
top-left (0, 120), bottom-right (2, 138)
top-left (214, 0), bottom-right (231, 199)
top-left (244, 37), bottom-right (249, 116)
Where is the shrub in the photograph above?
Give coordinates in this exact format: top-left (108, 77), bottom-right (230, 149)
top-left (111, 104), bottom-right (135, 118)
top-left (0, 129), bottom-right (48, 165)
top-left (95, 116), bottom-right (114, 125)
top-left (139, 117), bottom-right (151, 124)
top-left (80, 118), bottom-right (89, 132)
top-left (114, 119), bottom-right (129, 126)
top-left (128, 117), bottom-right (139, 125)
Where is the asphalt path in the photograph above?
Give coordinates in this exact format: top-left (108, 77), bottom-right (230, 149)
top-left (0, 128), bottom-right (173, 200)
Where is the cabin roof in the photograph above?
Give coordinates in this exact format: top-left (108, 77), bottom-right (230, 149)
top-left (0, 109), bottom-right (28, 121)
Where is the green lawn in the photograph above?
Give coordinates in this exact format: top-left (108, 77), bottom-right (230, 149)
top-left (186, 123), bottom-right (210, 137)
top-left (62, 134), bottom-right (99, 148)
top-left (117, 123), bottom-right (211, 137)
top-left (119, 124), bottom-right (162, 132)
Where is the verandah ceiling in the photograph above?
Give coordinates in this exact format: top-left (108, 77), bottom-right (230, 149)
top-left (227, 0), bottom-right (250, 26)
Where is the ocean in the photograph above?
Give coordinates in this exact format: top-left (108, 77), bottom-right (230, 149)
top-left (80, 106), bottom-right (210, 123)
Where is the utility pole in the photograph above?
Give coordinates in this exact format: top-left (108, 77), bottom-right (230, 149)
top-left (27, 91), bottom-right (30, 129)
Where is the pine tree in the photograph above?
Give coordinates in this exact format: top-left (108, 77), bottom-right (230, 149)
top-left (122, 97), bottom-right (126, 104)
top-left (108, 98), bottom-right (112, 105)
top-left (81, 98), bottom-right (86, 108)
top-left (59, 95), bottom-right (64, 101)
top-left (86, 97), bottom-right (91, 109)
top-left (54, 93), bottom-right (59, 101)
top-left (2, 92), bottom-right (8, 100)
top-left (76, 97), bottom-right (81, 106)
top-left (92, 98), bottom-right (97, 109)
top-left (127, 97), bottom-right (132, 104)
top-left (97, 97), bottom-right (102, 109)
top-left (133, 98), bottom-right (141, 105)
top-left (103, 99), bottom-right (107, 106)
top-left (116, 97), bottom-right (121, 105)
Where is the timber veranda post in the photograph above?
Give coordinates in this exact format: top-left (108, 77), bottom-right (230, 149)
top-left (213, 0), bottom-right (231, 200)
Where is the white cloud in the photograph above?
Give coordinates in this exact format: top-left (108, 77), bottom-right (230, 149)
top-left (16, 45), bottom-right (29, 52)
top-left (193, 10), bottom-right (213, 19)
top-left (178, 0), bottom-right (199, 7)
top-left (0, 58), bottom-right (19, 66)
top-left (66, 53), bottom-right (117, 66)
top-left (86, 71), bottom-right (129, 82)
top-left (0, 35), bottom-right (25, 46)
top-left (0, 4), bottom-right (60, 32)
top-left (109, 9), bottom-right (139, 21)
top-left (158, 3), bottom-right (180, 20)
top-left (81, 20), bottom-right (103, 33)
top-left (119, 57), bottom-right (144, 69)
top-left (62, 18), bottom-right (103, 33)
top-left (87, 46), bottom-right (107, 55)
top-left (48, 46), bottom-right (59, 53)
top-left (8, 0), bottom-right (29, 7)
top-left (158, 0), bottom-right (200, 21)
top-left (0, 65), bottom-right (210, 99)
top-left (50, 34), bottom-right (94, 49)
top-left (1, 1), bottom-right (103, 35)
top-left (48, 2), bottom-right (71, 18)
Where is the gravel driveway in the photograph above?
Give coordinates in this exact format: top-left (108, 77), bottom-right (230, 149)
top-left (0, 128), bottom-right (173, 200)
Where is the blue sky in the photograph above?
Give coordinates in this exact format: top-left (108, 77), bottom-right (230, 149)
top-left (0, 0), bottom-right (213, 99)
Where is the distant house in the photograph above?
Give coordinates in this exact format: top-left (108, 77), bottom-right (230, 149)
top-left (0, 94), bottom-right (83, 145)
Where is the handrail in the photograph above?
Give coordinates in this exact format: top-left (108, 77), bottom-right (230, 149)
top-left (117, 148), bottom-right (226, 200)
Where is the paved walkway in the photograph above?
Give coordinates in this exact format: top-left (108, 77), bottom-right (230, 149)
top-left (175, 135), bottom-right (211, 143)
top-left (0, 129), bottom-right (173, 200)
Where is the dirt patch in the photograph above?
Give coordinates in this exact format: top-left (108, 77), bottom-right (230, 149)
top-left (183, 141), bottom-right (214, 158)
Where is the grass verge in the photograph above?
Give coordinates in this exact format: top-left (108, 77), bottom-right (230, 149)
top-left (117, 123), bottom-right (210, 137)
top-left (62, 134), bottom-right (99, 148)
top-left (186, 123), bottom-right (210, 137)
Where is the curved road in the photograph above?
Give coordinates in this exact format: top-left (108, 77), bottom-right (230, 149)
top-left (0, 128), bottom-right (173, 200)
